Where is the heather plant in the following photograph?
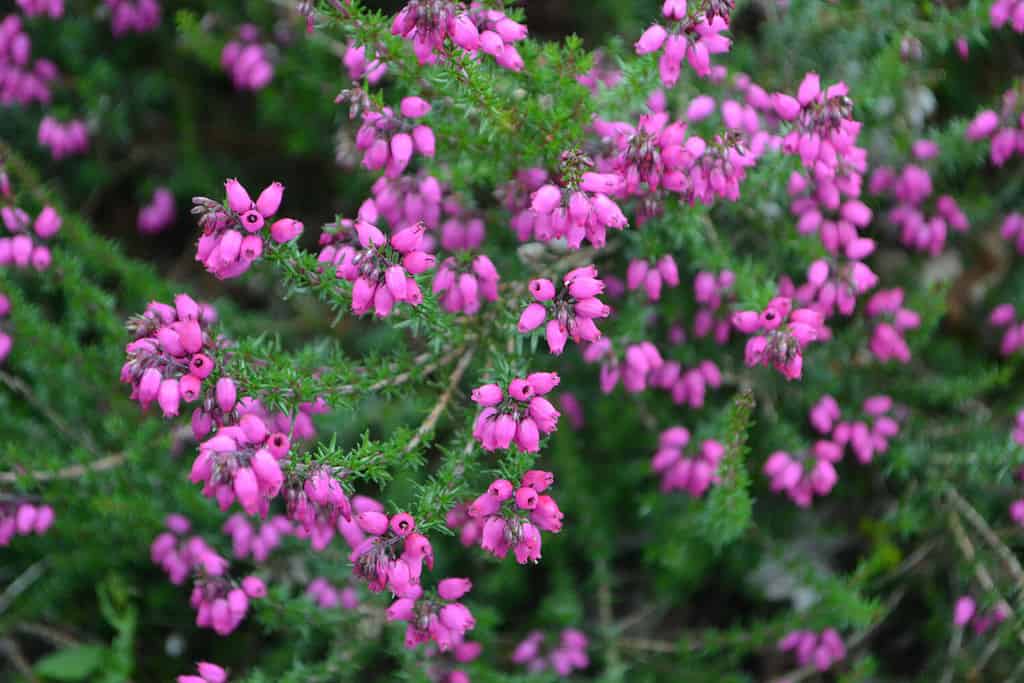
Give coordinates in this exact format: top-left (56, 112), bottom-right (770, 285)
top-left (2, 1), bottom-right (1024, 682)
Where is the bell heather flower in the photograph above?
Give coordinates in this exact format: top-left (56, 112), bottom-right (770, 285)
top-left (190, 570), bottom-right (266, 636)
top-left (964, 89), bottom-right (1024, 166)
top-left (692, 270), bottom-right (735, 342)
top-left (463, 472), bottom-right (563, 564)
top-left (15, 0), bottom-right (64, 19)
top-left (810, 394), bottom-right (900, 464)
top-left (528, 149), bottom-right (628, 248)
top-left (189, 414), bottom-right (291, 517)
top-left (763, 441), bottom-right (842, 507)
top-left (192, 178), bottom-right (302, 279)
top-left (433, 254), bottom-right (499, 315)
top-left (339, 89), bottom-right (436, 176)
top-left (121, 295), bottom-right (227, 425)
top-left (151, 515), bottom-right (229, 585)
top-left (951, 594), bottom-right (1010, 633)
top-left (177, 661), bottom-right (228, 683)
top-left (307, 577), bottom-right (360, 610)
top-left (989, 303), bottom-right (1024, 356)
top-left (37, 116), bottom-right (89, 160)
top-left (223, 513), bottom-right (293, 562)
top-left (627, 255), bottom-right (680, 301)
top-left (634, 1), bottom-right (733, 86)
top-left (392, 1), bottom-right (527, 70)
top-left (350, 510), bottom-right (435, 597)
top-left (330, 218), bottom-right (434, 317)
top-left (138, 186), bottom-right (176, 234)
top-left (651, 427), bottom-right (725, 497)
top-left (870, 162), bottom-right (969, 255)
top-left (500, 167), bottom-right (550, 242)
top-left (778, 629), bottom-right (846, 672)
top-left (343, 40), bottom-right (387, 84)
top-left (387, 576), bottom-right (476, 652)
top-left (221, 25), bottom-right (274, 91)
top-left (283, 465), bottom-right (354, 548)
top-left (512, 628), bottom-right (589, 675)
top-left (0, 291), bottom-right (10, 363)
top-left (0, 16), bottom-right (59, 107)
top-left (732, 297), bottom-right (823, 380)
top-left (865, 289), bottom-right (920, 364)
top-left (991, 0), bottom-right (1024, 34)
top-left (0, 499), bottom-right (55, 545)
top-left (518, 266), bottom-right (610, 355)
top-left (105, 0), bottom-right (161, 36)
top-left (999, 212), bottom-right (1024, 254)
top-left (0, 204), bottom-right (60, 271)
top-left (372, 173), bottom-right (445, 232)
top-left (471, 374), bottom-right (560, 452)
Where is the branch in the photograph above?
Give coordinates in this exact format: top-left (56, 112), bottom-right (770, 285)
top-left (402, 347), bottom-right (476, 456)
top-left (0, 454), bottom-right (127, 484)
top-left (946, 487), bottom-right (1024, 590)
top-left (0, 370), bottom-right (100, 456)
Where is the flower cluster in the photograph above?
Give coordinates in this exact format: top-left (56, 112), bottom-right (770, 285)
top-left (192, 178), bottom-right (303, 279)
top-left (343, 40), bottom-right (387, 84)
top-left (37, 116), bottom-right (88, 160)
top-left (732, 297), bottom-right (823, 380)
top-left (763, 441), bottom-right (841, 507)
top-left (433, 254), bottom-right (499, 314)
top-left (137, 186), bottom-right (175, 234)
top-left (221, 25), bottom-right (274, 91)
top-left (783, 254), bottom-right (879, 319)
top-left (999, 212), bottom-right (1024, 254)
top-left (809, 394), bottom-right (900, 464)
top-left (283, 465), bottom-right (354, 548)
top-left (953, 595), bottom-right (1010, 633)
top-left (0, 291), bottom-right (10, 363)
top-left (191, 573), bottom-right (267, 636)
top-left (0, 204), bottom-right (59, 271)
top-left (223, 513), bottom-right (292, 562)
top-left (15, 0), bottom-right (63, 19)
top-left (627, 255), bottom-right (679, 301)
top-left (307, 577), bottom-right (359, 610)
top-left (965, 89), bottom-right (1023, 167)
top-left (512, 629), bottom-right (589, 676)
top-left (693, 270), bottom-right (735, 342)
top-left (518, 267), bottom-right (610, 355)
top-left (151, 514), bottom-right (228, 585)
top-left (865, 288), bottom-right (920, 364)
top-left (786, 168), bottom-right (873, 255)
top-left (651, 427), bottom-right (725, 497)
top-left (528, 151), bottom-right (628, 249)
top-left (455, 471), bottom-right (563, 564)
top-left (989, 303), bottom-right (1024, 356)
top-left (392, 0), bottom-right (527, 70)
top-left (349, 510), bottom-right (434, 595)
top-left (121, 295), bottom-right (225, 422)
top-left (778, 629), bottom-right (846, 672)
top-left (347, 93), bottom-right (435, 177)
top-left (105, 0), bottom-right (161, 37)
top-left (177, 662), bottom-right (228, 683)
top-left (0, 498), bottom-right (54, 545)
top-left (0, 14), bottom-right (58, 106)
top-left (387, 576), bottom-right (476, 651)
top-left (635, 1), bottom-right (733, 85)
top-left (332, 219), bottom-right (433, 317)
top-left (990, 1), bottom-right (1024, 35)
top-left (372, 173), bottom-right (445, 232)
top-left (870, 160), bottom-right (969, 255)
top-left (470, 373), bottom-right (560, 452)
top-left (190, 414), bottom-right (291, 516)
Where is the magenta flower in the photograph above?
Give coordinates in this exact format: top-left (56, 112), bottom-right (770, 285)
top-left (177, 660), bottom-right (228, 683)
top-left (463, 471), bottom-right (562, 563)
top-left (138, 186), bottom-right (176, 234)
top-left (0, 500), bottom-right (55, 546)
top-left (471, 374), bottom-right (560, 452)
top-left (221, 26), bottom-right (273, 91)
top-left (518, 266), bottom-right (610, 355)
top-left (778, 629), bottom-right (846, 672)
top-left (392, 1), bottom-right (527, 70)
top-left (651, 427), bottom-right (725, 497)
top-left (37, 116), bottom-right (88, 160)
top-left (634, 3), bottom-right (733, 86)
top-left (732, 297), bottom-right (823, 380)
top-left (105, 0), bottom-right (161, 36)
top-left (192, 178), bottom-right (303, 279)
top-left (433, 254), bottom-right (499, 315)
top-left (865, 289), bottom-right (920, 363)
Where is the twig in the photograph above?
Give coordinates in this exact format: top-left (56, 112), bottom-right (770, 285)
top-left (947, 487), bottom-right (1024, 590)
top-left (947, 510), bottom-right (1024, 647)
top-left (0, 637), bottom-right (39, 683)
top-left (939, 624), bottom-right (963, 683)
top-left (15, 623), bottom-right (80, 648)
top-left (0, 561), bottom-right (46, 615)
top-left (0, 370), bottom-right (100, 456)
top-left (402, 347), bottom-right (476, 455)
top-left (0, 454), bottom-right (127, 484)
